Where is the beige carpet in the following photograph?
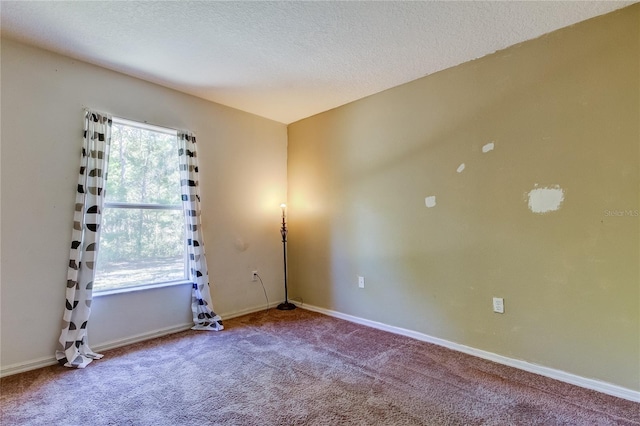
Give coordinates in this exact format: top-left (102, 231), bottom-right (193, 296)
top-left (2, 308), bottom-right (638, 425)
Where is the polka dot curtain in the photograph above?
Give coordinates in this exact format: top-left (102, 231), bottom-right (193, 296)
top-left (56, 110), bottom-right (111, 368)
top-left (178, 132), bottom-right (223, 331)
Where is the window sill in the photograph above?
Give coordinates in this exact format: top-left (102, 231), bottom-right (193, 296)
top-left (93, 280), bottom-right (192, 297)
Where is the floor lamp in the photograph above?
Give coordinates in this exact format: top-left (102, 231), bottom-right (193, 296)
top-left (277, 203), bottom-right (296, 310)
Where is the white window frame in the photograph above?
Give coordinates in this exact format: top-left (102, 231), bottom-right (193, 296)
top-left (94, 117), bottom-right (190, 296)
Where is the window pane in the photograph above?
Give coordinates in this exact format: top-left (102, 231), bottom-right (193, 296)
top-left (106, 123), bottom-right (181, 205)
top-left (94, 208), bottom-right (186, 291)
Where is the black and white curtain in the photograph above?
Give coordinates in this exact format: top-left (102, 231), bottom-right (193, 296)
top-left (178, 132), bottom-right (223, 331)
top-left (56, 110), bottom-right (111, 368)
top-left (56, 114), bottom-right (223, 369)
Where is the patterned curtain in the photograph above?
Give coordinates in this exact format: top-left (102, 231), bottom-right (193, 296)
top-left (178, 132), bottom-right (224, 331)
top-left (56, 110), bottom-right (112, 368)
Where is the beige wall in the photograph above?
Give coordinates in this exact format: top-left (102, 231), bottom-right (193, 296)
top-left (1, 39), bottom-right (287, 370)
top-left (288, 5), bottom-right (639, 390)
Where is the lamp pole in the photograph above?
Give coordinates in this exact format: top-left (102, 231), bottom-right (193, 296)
top-left (277, 204), bottom-right (295, 310)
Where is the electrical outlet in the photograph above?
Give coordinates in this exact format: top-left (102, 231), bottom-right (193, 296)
top-left (358, 276), bottom-right (365, 288)
top-left (252, 271), bottom-right (258, 282)
top-left (492, 297), bottom-right (504, 314)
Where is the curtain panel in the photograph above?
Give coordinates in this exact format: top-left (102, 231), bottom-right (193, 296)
top-left (56, 110), bottom-right (111, 368)
top-left (177, 132), bottom-right (223, 331)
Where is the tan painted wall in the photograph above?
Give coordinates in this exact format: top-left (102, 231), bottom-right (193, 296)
top-left (287, 6), bottom-right (639, 390)
top-left (1, 39), bottom-right (287, 370)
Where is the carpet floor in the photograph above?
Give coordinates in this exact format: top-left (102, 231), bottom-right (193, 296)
top-left (1, 308), bottom-right (639, 425)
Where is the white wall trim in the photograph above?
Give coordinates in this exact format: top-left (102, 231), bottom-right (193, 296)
top-left (0, 356), bottom-right (60, 378)
top-left (0, 301), bottom-right (281, 378)
top-left (221, 300), bottom-right (284, 321)
top-left (298, 303), bottom-right (640, 403)
top-left (0, 322), bottom-right (192, 378)
top-left (92, 323), bottom-right (194, 354)
top-left (5, 299), bottom-right (637, 403)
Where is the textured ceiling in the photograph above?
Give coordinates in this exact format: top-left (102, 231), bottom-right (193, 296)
top-left (1, 1), bottom-right (634, 124)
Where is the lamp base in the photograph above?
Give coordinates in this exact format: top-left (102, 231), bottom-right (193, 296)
top-left (276, 301), bottom-right (296, 310)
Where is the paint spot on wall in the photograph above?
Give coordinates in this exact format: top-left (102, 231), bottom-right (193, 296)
top-left (425, 196), bottom-right (436, 208)
top-left (456, 163), bottom-right (465, 173)
top-left (526, 185), bottom-right (565, 214)
top-left (482, 142), bottom-right (495, 153)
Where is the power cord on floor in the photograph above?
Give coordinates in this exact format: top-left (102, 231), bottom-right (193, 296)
top-left (255, 273), bottom-right (269, 313)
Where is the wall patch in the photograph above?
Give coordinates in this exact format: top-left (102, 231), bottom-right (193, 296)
top-left (482, 142), bottom-right (495, 153)
top-left (526, 185), bottom-right (565, 214)
top-left (425, 196), bottom-right (437, 208)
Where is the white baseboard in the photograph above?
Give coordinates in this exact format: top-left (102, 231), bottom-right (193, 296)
top-left (0, 356), bottom-right (60, 378)
top-left (220, 300), bottom-right (284, 320)
top-left (5, 300), bottom-right (637, 403)
top-left (0, 302), bottom-right (278, 378)
top-left (298, 303), bottom-right (640, 403)
top-left (92, 322), bottom-right (194, 354)
top-left (0, 322), bottom-right (192, 378)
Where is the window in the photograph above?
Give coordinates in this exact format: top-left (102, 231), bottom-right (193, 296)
top-left (94, 118), bottom-right (187, 292)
